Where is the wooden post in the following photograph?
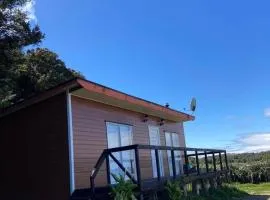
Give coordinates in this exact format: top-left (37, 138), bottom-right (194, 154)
top-left (106, 153), bottom-right (111, 184)
top-left (90, 177), bottom-right (95, 200)
top-left (171, 150), bottom-right (176, 179)
top-left (204, 151), bottom-right (209, 173)
top-left (135, 147), bottom-right (142, 198)
top-left (155, 149), bottom-right (161, 180)
top-left (192, 181), bottom-right (197, 194)
top-left (195, 150), bottom-right (200, 175)
top-left (219, 152), bottom-right (223, 170)
top-left (224, 151), bottom-right (229, 170)
top-left (224, 151), bottom-right (230, 183)
top-left (212, 153), bottom-right (217, 171)
top-left (184, 150), bottom-right (189, 176)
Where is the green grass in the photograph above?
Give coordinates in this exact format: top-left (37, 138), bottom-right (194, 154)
top-left (183, 185), bottom-right (248, 200)
top-left (181, 183), bottom-right (270, 199)
top-left (163, 182), bottom-right (270, 200)
top-left (232, 183), bottom-right (270, 195)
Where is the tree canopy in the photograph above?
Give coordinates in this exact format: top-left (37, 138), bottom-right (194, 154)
top-left (0, 0), bottom-right (83, 108)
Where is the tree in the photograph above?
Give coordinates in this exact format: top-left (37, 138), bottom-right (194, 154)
top-left (0, 0), bottom-right (83, 107)
top-left (0, 0), bottom-right (43, 105)
top-left (14, 48), bottom-right (83, 100)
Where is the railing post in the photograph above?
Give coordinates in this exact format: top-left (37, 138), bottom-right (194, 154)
top-left (135, 146), bottom-right (142, 195)
top-left (219, 152), bottom-right (223, 170)
top-left (90, 176), bottom-right (95, 200)
top-left (204, 151), bottom-right (209, 173)
top-left (171, 150), bottom-right (176, 179)
top-left (155, 149), bottom-right (161, 180)
top-left (224, 151), bottom-right (230, 183)
top-left (184, 150), bottom-right (189, 176)
top-left (106, 153), bottom-right (111, 184)
top-left (195, 150), bottom-right (200, 175)
top-left (212, 152), bottom-right (217, 172)
top-left (224, 151), bottom-right (229, 170)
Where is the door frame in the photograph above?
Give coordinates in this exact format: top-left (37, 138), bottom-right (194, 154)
top-left (106, 122), bottom-right (136, 183)
top-left (165, 132), bottom-right (182, 176)
top-left (148, 125), bottom-right (164, 177)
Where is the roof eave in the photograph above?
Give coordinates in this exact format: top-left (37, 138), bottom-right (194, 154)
top-left (74, 78), bottom-right (194, 122)
top-left (0, 78), bottom-right (195, 123)
top-left (0, 79), bottom-right (80, 118)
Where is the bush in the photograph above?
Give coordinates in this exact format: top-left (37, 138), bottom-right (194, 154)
top-left (165, 181), bottom-right (183, 200)
top-left (230, 162), bottom-right (270, 184)
top-left (110, 173), bottom-right (137, 200)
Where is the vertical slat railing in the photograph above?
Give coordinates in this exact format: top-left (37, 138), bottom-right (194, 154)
top-left (184, 150), bottom-right (189, 176)
top-left (195, 150), bottom-right (200, 175)
top-left (204, 151), bottom-right (209, 173)
top-left (155, 149), bottom-right (161, 180)
top-left (90, 145), bottom-right (229, 200)
top-left (135, 146), bottom-right (142, 196)
top-left (171, 150), bottom-right (176, 179)
top-left (106, 154), bottom-right (111, 184)
top-left (224, 151), bottom-right (229, 170)
top-left (219, 152), bottom-right (223, 170)
top-left (90, 176), bottom-right (95, 199)
top-left (90, 150), bottom-right (107, 199)
top-left (212, 152), bottom-right (217, 171)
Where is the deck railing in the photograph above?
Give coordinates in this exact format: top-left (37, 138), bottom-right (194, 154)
top-left (90, 144), bottom-right (229, 199)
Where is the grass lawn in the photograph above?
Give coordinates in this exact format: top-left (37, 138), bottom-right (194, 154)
top-left (183, 185), bottom-right (249, 200)
top-left (232, 183), bottom-right (270, 195)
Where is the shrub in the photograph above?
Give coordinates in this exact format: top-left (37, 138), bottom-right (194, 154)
top-left (165, 181), bottom-right (183, 200)
top-left (110, 173), bottom-right (137, 200)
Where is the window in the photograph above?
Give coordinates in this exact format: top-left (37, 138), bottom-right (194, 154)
top-left (149, 125), bottom-right (164, 177)
top-left (165, 132), bottom-right (182, 176)
top-left (106, 122), bottom-right (135, 183)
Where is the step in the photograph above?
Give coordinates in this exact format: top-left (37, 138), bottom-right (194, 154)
top-left (71, 187), bottom-right (111, 200)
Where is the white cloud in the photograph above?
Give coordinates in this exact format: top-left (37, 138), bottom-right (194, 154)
top-left (264, 108), bottom-right (270, 118)
top-left (20, 0), bottom-right (37, 23)
top-left (226, 132), bottom-right (270, 153)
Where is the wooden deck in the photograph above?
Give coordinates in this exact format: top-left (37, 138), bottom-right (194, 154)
top-left (71, 170), bottom-right (228, 200)
top-left (72, 144), bottom-right (229, 200)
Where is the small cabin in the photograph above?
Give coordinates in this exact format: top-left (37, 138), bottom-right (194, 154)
top-left (0, 78), bottom-right (228, 200)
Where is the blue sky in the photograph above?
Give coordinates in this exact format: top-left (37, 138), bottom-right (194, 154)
top-left (29, 0), bottom-right (270, 152)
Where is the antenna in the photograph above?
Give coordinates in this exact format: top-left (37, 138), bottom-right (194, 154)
top-left (190, 97), bottom-right (197, 113)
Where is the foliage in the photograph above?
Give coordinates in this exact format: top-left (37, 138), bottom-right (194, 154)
top-left (162, 184), bottom-right (247, 200)
top-left (0, 0), bottom-right (83, 108)
top-left (228, 151), bottom-right (270, 184)
top-left (195, 151), bottom-right (270, 184)
top-left (12, 48), bottom-right (82, 100)
top-left (227, 151), bottom-right (270, 164)
top-left (110, 173), bottom-right (137, 200)
top-left (165, 181), bottom-right (183, 200)
top-left (163, 180), bottom-right (248, 200)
